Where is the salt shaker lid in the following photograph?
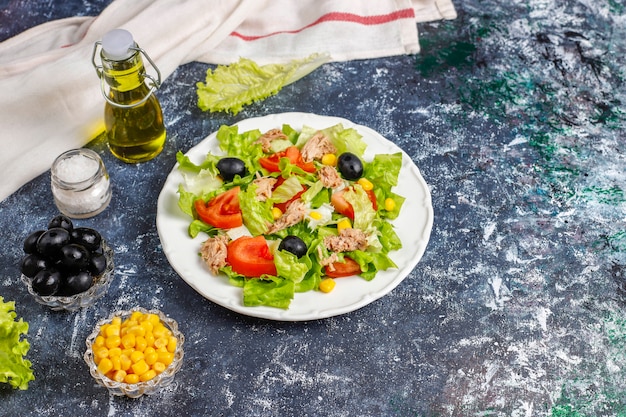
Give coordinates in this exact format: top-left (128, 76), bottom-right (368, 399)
top-left (101, 29), bottom-right (135, 60)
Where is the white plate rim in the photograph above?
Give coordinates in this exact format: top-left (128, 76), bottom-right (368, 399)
top-left (156, 112), bottom-right (433, 321)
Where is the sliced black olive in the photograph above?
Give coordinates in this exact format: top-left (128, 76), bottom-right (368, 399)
top-left (23, 230), bottom-right (45, 254)
top-left (31, 269), bottom-right (62, 296)
top-left (71, 227), bottom-right (102, 251)
top-left (337, 152), bottom-right (364, 181)
top-left (278, 235), bottom-right (308, 258)
top-left (217, 157), bottom-right (248, 182)
top-left (48, 214), bottom-right (74, 232)
top-left (36, 228), bottom-right (71, 258)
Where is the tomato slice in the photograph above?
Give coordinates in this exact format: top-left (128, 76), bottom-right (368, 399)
top-left (330, 187), bottom-right (377, 220)
top-left (226, 235), bottom-right (277, 277)
top-left (330, 189), bottom-right (354, 219)
top-left (259, 146), bottom-right (315, 173)
top-left (194, 186), bottom-right (243, 229)
top-left (324, 257), bottom-right (361, 278)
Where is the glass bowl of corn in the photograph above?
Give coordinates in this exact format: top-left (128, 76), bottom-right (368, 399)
top-left (83, 307), bottom-right (184, 398)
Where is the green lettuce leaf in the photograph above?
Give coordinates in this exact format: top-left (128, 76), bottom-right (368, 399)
top-left (0, 297), bottom-right (34, 390)
top-left (274, 249), bottom-right (309, 284)
top-left (271, 175), bottom-right (303, 204)
top-left (242, 277), bottom-right (295, 309)
top-left (197, 53), bottom-right (330, 115)
top-left (239, 184), bottom-right (273, 236)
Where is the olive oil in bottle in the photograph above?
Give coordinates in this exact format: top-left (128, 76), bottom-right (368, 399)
top-left (93, 29), bottom-right (166, 163)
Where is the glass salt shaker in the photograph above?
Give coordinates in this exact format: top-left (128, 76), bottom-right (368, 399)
top-left (51, 149), bottom-right (112, 218)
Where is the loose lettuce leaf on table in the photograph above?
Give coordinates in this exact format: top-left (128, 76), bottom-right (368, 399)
top-left (0, 296), bottom-right (34, 390)
top-left (196, 53), bottom-right (330, 115)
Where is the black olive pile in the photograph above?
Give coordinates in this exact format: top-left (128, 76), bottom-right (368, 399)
top-left (20, 214), bottom-right (109, 297)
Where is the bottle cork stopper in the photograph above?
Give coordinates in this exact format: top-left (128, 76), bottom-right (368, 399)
top-left (101, 29), bottom-right (135, 60)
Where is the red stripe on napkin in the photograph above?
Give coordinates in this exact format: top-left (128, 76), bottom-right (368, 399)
top-left (230, 9), bottom-right (416, 42)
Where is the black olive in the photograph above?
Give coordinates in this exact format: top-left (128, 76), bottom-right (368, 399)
top-left (63, 271), bottom-right (94, 295)
top-left (48, 214), bottom-right (74, 232)
top-left (278, 235), bottom-right (308, 258)
top-left (31, 269), bottom-right (62, 296)
top-left (60, 243), bottom-right (91, 271)
top-left (89, 252), bottom-right (108, 276)
top-left (337, 152), bottom-right (364, 180)
top-left (71, 227), bottom-right (102, 251)
top-left (23, 230), bottom-right (45, 254)
top-left (36, 228), bottom-right (71, 258)
top-left (20, 253), bottom-right (50, 278)
top-left (217, 157), bottom-right (248, 182)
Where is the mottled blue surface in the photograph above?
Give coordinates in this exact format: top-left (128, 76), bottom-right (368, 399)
top-left (2, 1), bottom-right (626, 416)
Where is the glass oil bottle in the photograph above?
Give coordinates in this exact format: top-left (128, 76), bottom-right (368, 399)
top-left (92, 29), bottom-right (166, 163)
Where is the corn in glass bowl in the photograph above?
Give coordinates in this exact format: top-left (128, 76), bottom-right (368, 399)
top-left (21, 240), bottom-right (114, 311)
top-left (83, 307), bottom-right (185, 398)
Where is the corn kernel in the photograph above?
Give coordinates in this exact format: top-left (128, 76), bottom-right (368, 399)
top-left (97, 358), bottom-right (113, 374)
top-left (145, 351), bottom-right (159, 366)
top-left (139, 369), bottom-right (157, 382)
top-left (152, 361), bottom-right (167, 374)
top-left (129, 325), bottom-right (146, 337)
top-left (130, 311), bottom-right (143, 322)
top-left (111, 316), bottom-right (122, 327)
top-left (124, 373), bottom-right (140, 384)
top-left (131, 359), bottom-right (150, 376)
top-left (135, 336), bottom-right (147, 352)
top-left (145, 313), bottom-right (160, 325)
top-left (94, 335), bottom-right (106, 348)
top-left (94, 346), bottom-right (109, 360)
top-left (121, 333), bottom-right (136, 349)
top-left (384, 197), bottom-right (396, 211)
top-left (140, 321), bottom-right (154, 334)
top-left (309, 211), bottom-right (322, 220)
top-left (153, 324), bottom-right (169, 339)
top-left (111, 370), bottom-right (127, 383)
top-left (144, 332), bottom-right (155, 348)
top-left (321, 153), bottom-right (337, 166)
top-left (120, 354), bottom-right (132, 371)
top-left (105, 335), bottom-right (121, 349)
top-left (167, 337), bottom-right (177, 353)
top-left (319, 278), bottom-right (336, 293)
top-left (157, 351), bottom-right (174, 366)
top-left (357, 178), bottom-right (374, 191)
top-left (99, 324), bottom-right (109, 337)
top-left (337, 218), bottom-right (352, 233)
top-left (154, 337), bottom-right (169, 350)
top-left (105, 324), bottom-right (120, 338)
top-left (111, 355), bottom-right (122, 371)
top-left (108, 347), bottom-right (122, 358)
top-left (130, 350), bottom-right (144, 364)
top-left (272, 207), bottom-right (283, 220)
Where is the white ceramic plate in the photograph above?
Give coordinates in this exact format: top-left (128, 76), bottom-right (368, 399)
top-left (156, 113), bottom-right (433, 321)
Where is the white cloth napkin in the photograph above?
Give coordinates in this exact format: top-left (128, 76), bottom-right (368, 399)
top-left (0, 0), bottom-right (456, 202)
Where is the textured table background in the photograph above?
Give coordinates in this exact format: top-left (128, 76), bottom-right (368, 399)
top-left (2, 1), bottom-right (626, 416)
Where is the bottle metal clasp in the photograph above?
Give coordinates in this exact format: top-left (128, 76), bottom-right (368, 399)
top-left (91, 41), bottom-right (162, 109)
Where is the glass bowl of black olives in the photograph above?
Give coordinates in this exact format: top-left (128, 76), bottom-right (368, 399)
top-left (19, 214), bottom-right (114, 311)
